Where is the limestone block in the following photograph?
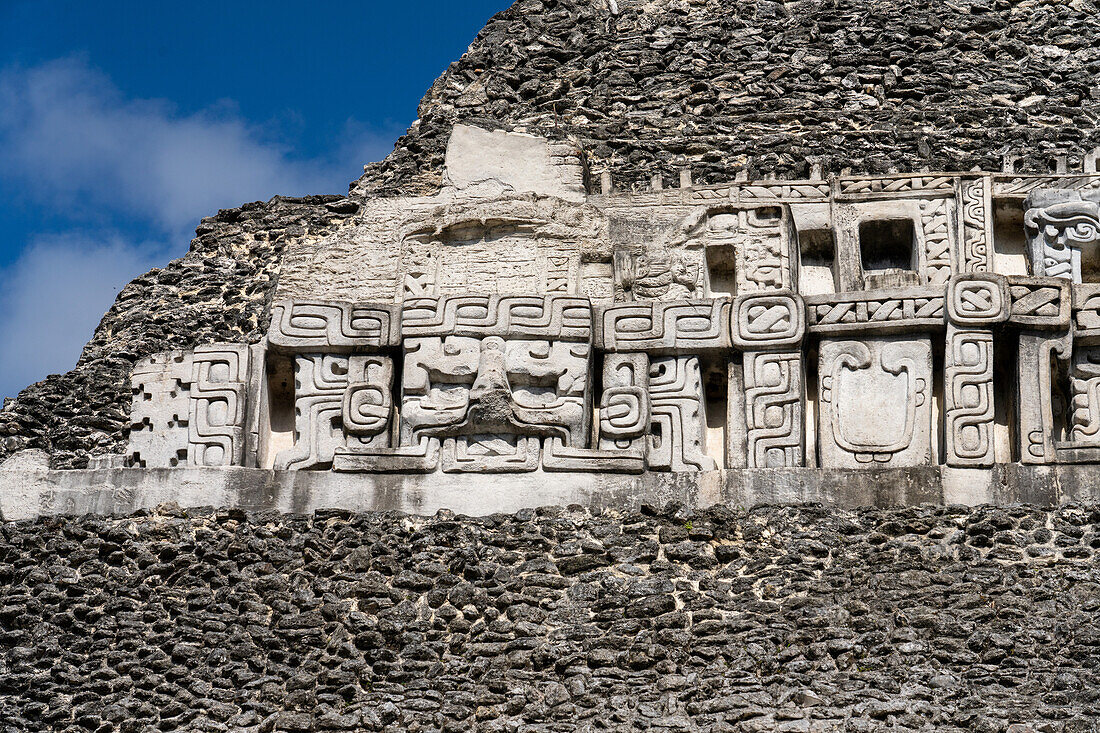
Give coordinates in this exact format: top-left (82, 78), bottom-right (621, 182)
top-left (1072, 283), bottom-right (1100, 340)
top-left (332, 437), bottom-right (440, 474)
top-left (0, 449), bottom-right (50, 471)
top-left (595, 299), bottom-right (730, 353)
top-left (442, 124), bottom-right (586, 202)
top-left (647, 356), bottom-right (715, 471)
top-left (541, 437), bottom-right (645, 473)
top-left (87, 454), bottom-right (127, 469)
top-left (730, 291), bottom-right (805, 350)
top-left (818, 336), bottom-right (933, 468)
top-left (959, 176), bottom-right (993, 273)
top-left (188, 345), bottom-right (251, 468)
top-left (944, 327), bottom-right (996, 467)
top-left (1069, 346), bottom-right (1100, 445)
top-left (1023, 189), bottom-right (1100, 282)
top-left (612, 247), bottom-right (703, 301)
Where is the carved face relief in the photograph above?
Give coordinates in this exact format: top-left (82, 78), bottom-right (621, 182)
top-left (401, 336), bottom-right (590, 448)
top-left (818, 337), bottom-right (933, 468)
top-left (614, 248), bottom-right (701, 301)
top-left (1024, 198), bottom-right (1100, 282)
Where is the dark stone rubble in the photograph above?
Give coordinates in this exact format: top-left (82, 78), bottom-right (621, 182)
top-left (1, 502), bottom-right (1098, 731)
top-left (355, 0), bottom-right (1100, 197)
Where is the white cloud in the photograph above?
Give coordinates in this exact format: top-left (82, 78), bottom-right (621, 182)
top-left (0, 57), bottom-right (404, 400)
top-left (0, 57), bottom-right (397, 231)
top-left (0, 234), bottom-right (167, 400)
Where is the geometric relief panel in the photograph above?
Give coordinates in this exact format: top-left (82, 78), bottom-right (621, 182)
top-left (187, 345), bottom-right (251, 467)
top-left (818, 336), bottom-right (933, 468)
top-left (944, 328), bottom-right (995, 467)
top-left (647, 355), bottom-right (716, 472)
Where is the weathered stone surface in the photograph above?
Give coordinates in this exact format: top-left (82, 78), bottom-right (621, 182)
top-left (353, 0), bottom-right (1100, 199)
top-left (1, 502), bottom-right (1099, 731)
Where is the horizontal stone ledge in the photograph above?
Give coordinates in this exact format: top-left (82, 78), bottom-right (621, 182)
top-left (0, 463), bottom-right (1094, 521)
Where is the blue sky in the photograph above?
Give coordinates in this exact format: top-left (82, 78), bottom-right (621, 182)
top-left (0, 0), bottom-right (511, 400)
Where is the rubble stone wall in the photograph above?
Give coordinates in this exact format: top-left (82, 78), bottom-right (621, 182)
top-left (355, 0), bottom-right (1100, 197)
top-left (1, 503), bottom-right (1099, 732)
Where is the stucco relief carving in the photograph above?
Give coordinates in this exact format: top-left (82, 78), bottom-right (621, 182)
top-left (647, 356), bottom-right (715, 472)
top-left (1069, 346), bottom-right (1100, 445)
top-left (188, 345), bottom-right (251, 468)
top-left (818, 337), bottom-right (932, 468)
top-left (113, 127), bottom-right (1100, 481)
top-left (743, 351), bottom-right (804, 468)
top-left (126, 351), bottom-right (193, 468)
top-left (613, 247), bottom-right (701, 301)
top-left (274, 355), bottom-right (352, 471)
top-left (944, 328), bottom-right (995, 467)
top-left (1024, 191), bottom-right (1100, 282)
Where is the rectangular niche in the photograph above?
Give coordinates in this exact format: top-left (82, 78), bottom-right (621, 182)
top-left (700, 355), bottom-right (729, 469)
top-left (259, 353), bottom-right (296, 469)
top-left (798, 228), bottom-right (837, 296)
top-left (992, 199), bottom-right (1029, 276)
top-left (705, 244), bottom-right (737, 298)
top-left (859, 218), bottom-right (919, 289)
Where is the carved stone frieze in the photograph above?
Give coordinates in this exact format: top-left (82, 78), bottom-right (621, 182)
top-left (818, 337), bottom-right (932, 468)
top-left (595, 300), bottom-right (730, 353)
top-left (805, 288), bottom-right (944, 335)
top-left (110, 136), bottom-right (1100, 483)
top-left (269, 300), bottom-right (401, 352)
top-left (646, 356), bottom-right (715, 472)
top-left (944, 327), bottom-right (995, 467)
top-left (731, 291), bottom-right (805, 350)
top-left (1018, 330), bottom-right (1072, 464)
top-left (274, 354), bottom-right (351, 471)
top-left (126, 350), bottom-right (193, 468)
top-left (188, 345), bottom-right (251, 468)
top-left (402, 295), bottom-right (591, 341)
top-left (1006, 276), bottom-right (1071, 330)
top-left (960, 177), bottom-right (992, 273)
top-left (1069, 346), bottom-right (1100, 446)
top-left (742, 351), bottom-right (804, 468)
top-left (1023, 190), bottom-right (1100, 282)
top-left (946, 274), bottom-right (1009, 327)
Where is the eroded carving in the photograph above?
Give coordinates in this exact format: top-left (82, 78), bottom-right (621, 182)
top-left (944, 328), bottom-right (995, 467)
top-left (818, 337), bottom-right (932, 468)
top-left (188, 345), bottom-right (250, 467)
top-left (647, 356), bottom-right (715, 471)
